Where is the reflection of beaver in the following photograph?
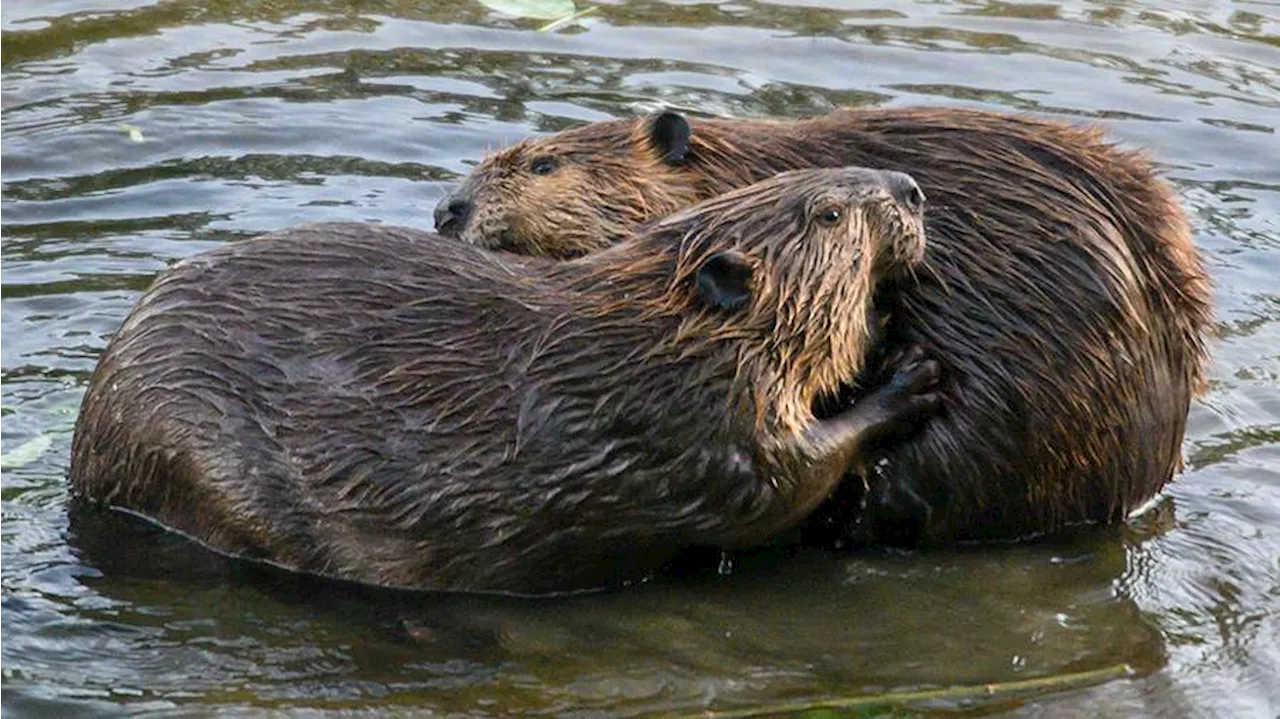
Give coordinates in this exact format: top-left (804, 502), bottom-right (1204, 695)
top-left (70, 167), bottom-right (942, 595)
top-left (435, 106), bottom-right (1214, 546)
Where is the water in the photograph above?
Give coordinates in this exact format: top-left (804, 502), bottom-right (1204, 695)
top-left (2, 0), bottom-right (1277, 715)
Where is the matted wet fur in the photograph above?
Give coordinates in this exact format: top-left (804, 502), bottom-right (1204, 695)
top-left (70, 167), bottom-right (941, 595)
top-left (435, 106), bottom-right (1214, 546)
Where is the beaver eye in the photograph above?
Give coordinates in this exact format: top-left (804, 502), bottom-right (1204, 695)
top-left (529, 157), bottom-right (558, 176)
top-left (816, 206), bottom-right (843, 226)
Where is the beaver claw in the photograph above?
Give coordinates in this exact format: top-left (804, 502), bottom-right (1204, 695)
top-left (801, 345), bottom-right (944, 462)
top-left (872, 345), bottom-right (944, 428)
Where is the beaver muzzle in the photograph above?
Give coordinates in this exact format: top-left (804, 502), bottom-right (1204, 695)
top-left (434, 192), bottom-right (473, 237)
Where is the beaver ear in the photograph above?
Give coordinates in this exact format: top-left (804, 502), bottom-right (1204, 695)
top-left (648, 111), bottom-right (691, 165)
top-left (696, 251), bottom-right (754, 312)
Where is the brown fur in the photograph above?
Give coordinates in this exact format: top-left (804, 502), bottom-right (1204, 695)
top-left (69, 168), bottom-right (940, 595)
top-left (436, 106), bottom-right (1214, 546)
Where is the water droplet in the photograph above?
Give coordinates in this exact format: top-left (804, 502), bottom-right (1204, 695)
top-left (717, 551), bottom-right (734, 576)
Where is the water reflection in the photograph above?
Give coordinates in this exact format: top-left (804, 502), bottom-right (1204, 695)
top-left (52, 504), bottom-right (1169, 714)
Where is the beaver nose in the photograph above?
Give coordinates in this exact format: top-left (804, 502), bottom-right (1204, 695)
top-left (434, 196), bottom-right (472, 235)
top-left (878, 170), bottom-right (927, 265)
top-left (883, 171), bottom-right (925, 214)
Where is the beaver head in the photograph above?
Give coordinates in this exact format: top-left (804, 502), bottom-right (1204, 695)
top-left (577, 165), bottom-right (927, 439)
top-left (435, 112), bottom-right (706, 258)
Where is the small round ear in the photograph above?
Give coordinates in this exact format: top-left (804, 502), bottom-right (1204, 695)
top-left (648, 111), bottom-right (691, 165)
top-left (696, 250), bottom-right (754, 312)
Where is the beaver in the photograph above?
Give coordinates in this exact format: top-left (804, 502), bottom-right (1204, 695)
top-left (69, 167), bottom-right (943, 596)
top-left (433, 106), bottom-right (1214, 547)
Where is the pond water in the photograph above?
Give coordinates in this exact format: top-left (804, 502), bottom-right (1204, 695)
top-left (2, 0), bottom-right (1278, 716)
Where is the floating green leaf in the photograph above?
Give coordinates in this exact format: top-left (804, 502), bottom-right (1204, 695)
top-left (478, 0), bottom-right (576, 21)
top-left (0, 434), bottom-right (54, 470)
top-left (539, 5), bottom-right (599, 32)
top-left (118, 123), bottom-right (145, 142)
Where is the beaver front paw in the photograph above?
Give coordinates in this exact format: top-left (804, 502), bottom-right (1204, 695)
top-left (795, 344), bottom-right (945, 473)
top-left (871, 345), bottom-right (944, 434)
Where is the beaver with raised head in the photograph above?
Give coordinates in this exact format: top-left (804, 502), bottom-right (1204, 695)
top-left (69, 167), bottom-right (941, 595)
top-left (433, 106), bottom-right (1214, 547)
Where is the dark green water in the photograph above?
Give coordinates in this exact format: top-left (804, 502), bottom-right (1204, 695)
top-left (2, 1), bottom-right (1277, 716)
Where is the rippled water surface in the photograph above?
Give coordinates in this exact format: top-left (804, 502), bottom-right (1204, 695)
top-left (3, 0), bottom-right (1278, 716)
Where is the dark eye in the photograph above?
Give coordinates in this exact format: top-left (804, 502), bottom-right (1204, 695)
top-left (817, 207), bottom-right (843, 226)
top-left (529, 157), bottom-right (558, 176)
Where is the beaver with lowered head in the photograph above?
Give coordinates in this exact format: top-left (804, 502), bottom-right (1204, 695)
top-left (434, 106), bottom-right (1214, 547)
top-left (69, 167), bottom-right (941, 595)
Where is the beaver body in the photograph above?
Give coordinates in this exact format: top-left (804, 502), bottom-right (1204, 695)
top-left (70, 168), bottom-right (941, 595)
top-left (435, 106), bottom-right (1214, 546)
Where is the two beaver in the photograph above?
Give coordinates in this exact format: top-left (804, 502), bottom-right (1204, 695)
top-left (434, 106), bottom-right (1214, 546)
top-left (70, 167), bottom-right (942, 595)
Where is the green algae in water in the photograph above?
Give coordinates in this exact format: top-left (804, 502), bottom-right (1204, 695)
top-left (1, 434), bottom-right (54, 470)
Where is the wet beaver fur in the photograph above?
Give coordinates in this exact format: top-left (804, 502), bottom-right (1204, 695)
top-left (69, 167), bottom-right (943, 595)
top-left (434, 106), bottom-right (1214, 547)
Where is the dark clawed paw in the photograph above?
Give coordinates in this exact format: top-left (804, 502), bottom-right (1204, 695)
top-left (872, 345), bottom-right (945, 430)
top-left (848, 347), bottom-right (946, 447)
top-left (888, 348), bottom-right (941, 395)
